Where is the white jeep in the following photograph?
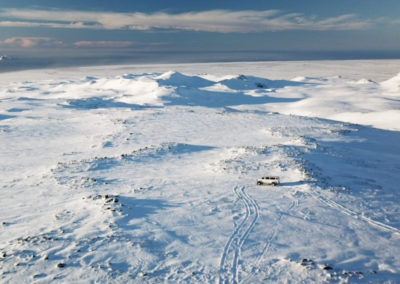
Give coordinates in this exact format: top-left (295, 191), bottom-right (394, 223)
top-left (256, 176), bottom-right (280, 186)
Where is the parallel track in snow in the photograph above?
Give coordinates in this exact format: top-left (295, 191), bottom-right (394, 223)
top-left (219, 186), bottom-right (259, 284)
top-left (310, 188), bottom-right (400, 235)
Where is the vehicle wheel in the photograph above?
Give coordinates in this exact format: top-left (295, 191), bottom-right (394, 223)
top-left (257, 181), bottom-right (262, 185)
top-left (272, 182), bottom-right (277, 186)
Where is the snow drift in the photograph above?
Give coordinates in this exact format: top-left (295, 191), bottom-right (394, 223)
top-left (381, 72), bottom-right (400, 93)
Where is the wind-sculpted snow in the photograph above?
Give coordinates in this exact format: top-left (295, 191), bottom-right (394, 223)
top-left (381, 72), bottom-right (400, 93)
top-left (52, 72), bottom-right (303, 109)
top-left (1, 65), bottom-right (400, 283)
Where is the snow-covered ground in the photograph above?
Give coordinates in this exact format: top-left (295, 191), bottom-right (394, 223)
top-left (1, 60), bottom-right (400, 283)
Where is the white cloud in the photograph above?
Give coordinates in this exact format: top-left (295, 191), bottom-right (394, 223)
top-left (74, 41), bottom-right (135, 47)
top-left (0, 20), bottom-right (94, 29)
top-left (0, 37), bottom-right (63, 48)
top-left (0, 37), bottom-right (136, 49)
top-left (0, 9), bottom-right (371, 33)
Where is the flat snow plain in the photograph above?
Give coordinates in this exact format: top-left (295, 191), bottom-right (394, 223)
top-left (1, 60), bottom-right (400, 283)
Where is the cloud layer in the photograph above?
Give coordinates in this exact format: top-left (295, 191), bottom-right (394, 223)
top-left (0, 9), bottom-right (370, 33)
top-left (74, 41), bottom-right (134, 47)
top-left (0, 37), bottom-right (136, 48)
top-left (0, 37), bottom-right (63, 48)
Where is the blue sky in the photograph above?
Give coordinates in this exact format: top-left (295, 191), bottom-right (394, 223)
top-left (0, 0), bottom-right (399, 63)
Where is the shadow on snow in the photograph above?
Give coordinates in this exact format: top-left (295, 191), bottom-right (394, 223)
top-left (61, 72), bottom-right (306, 110)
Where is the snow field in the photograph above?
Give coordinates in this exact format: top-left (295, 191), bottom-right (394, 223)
top-left (1, 63), bottom-right (400, 283)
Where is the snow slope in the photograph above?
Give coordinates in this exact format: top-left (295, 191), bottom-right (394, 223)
top-left (1, 61), bottom-right (400, 283)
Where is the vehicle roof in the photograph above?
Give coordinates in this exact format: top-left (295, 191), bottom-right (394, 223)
top-left (261, 176), bottom-right (280, 179)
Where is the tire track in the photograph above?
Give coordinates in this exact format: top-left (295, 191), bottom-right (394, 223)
top-left (219, 186), bottom-right (259, 284)
top-left (310, 188), bottom-right (400, 235)
top-left (233, 187), bottom-right (260, 283)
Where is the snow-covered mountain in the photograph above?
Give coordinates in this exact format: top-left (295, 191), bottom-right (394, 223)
top-left (0, 61), bottom-right (400, 283)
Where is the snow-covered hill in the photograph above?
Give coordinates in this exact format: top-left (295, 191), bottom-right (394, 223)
top-left (1, 62), bottom-right (400, 283)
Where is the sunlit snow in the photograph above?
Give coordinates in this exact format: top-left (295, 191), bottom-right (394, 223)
top-left (1, 61), bottom-right (400, 283)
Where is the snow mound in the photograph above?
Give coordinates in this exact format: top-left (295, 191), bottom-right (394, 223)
top-left (156, 71), bottom-right (215, 88)
top-left (3, 70), bottom-right (399, 130)
top-left (355, 78), bottom-right (376, 85)
top-left (291, 76), bottom-right (310, 82)
top-left (381, 72), bottom-right (400, 93)
top-left (219, 74), bottom-right (301, 90)
top-left (47, 74), bottom-right (171, 106)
